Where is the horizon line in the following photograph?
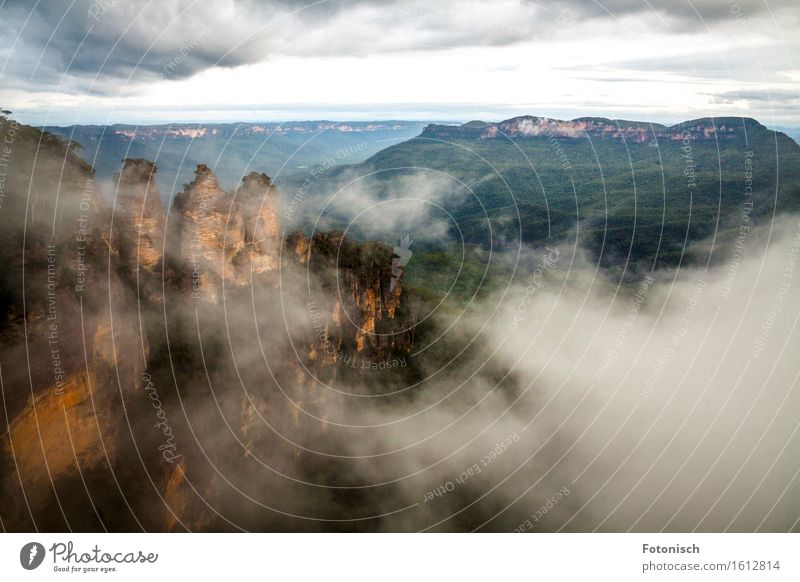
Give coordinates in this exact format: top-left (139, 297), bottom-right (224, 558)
top-left (24, 114), bottom-right (798, 131)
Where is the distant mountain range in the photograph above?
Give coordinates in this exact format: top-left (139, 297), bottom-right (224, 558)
top-left (40, 114), bottom-right (800, 289)
top-left (289, 115), bottom-right (800, 288)
top-left (42, 120), bottom-right (434, 196)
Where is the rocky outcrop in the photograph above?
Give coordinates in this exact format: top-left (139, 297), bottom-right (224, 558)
top-left (291, 231), bottom-right (414, 361)
top-left (171, 164), bottom-right (280, 301)
top-left (113, 158), bottom-right (166, 299)
top-left (237, 171), bottom-right (280, 275)
top-left (285, 231), bottom-right (311, 264)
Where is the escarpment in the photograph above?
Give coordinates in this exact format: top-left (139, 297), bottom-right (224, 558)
top-left (0, 120), bottom-right (416, 531)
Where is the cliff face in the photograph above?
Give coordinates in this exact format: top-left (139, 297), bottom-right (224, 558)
top-left (0, 122), bottom-right (149, 530)
top-left (296, 231), bottom-right (413, 360)
top-left (2, 304), bottom-right (148, 528)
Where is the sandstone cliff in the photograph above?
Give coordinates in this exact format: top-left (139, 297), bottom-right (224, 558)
top-left (0, 119), bottom-right (149, 530)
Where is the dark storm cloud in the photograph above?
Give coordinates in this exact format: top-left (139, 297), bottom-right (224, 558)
top-left (0, 0), bottom-right (547, 84)
top-left (0, 0), bottom-right (273, 89)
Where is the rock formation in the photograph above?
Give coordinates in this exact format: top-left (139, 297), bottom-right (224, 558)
top-left (171, 164), bottom-right (281, 301)
top-left (112, 158), bottom-right (166, 299)
top-left (0, 118), bottom-right (416, 531)
top-left (238, 171), bottom-right (280, 276)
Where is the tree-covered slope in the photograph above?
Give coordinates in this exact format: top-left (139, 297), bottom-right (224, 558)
top-left (295, 116), bottom-right (800, 281)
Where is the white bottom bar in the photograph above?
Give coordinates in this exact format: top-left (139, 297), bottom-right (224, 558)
top-left (1, 533), bottom-right (797, 580)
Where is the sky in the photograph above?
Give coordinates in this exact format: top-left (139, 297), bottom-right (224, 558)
top-left (0, 0), bottom-right (798, 127)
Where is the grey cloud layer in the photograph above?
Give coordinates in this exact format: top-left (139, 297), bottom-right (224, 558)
top-left (3, 0), bottom-right (796, 92)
